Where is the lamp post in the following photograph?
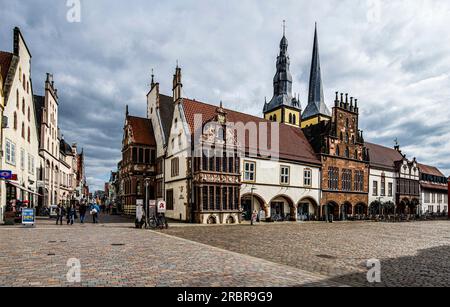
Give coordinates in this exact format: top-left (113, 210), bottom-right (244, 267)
top-left (145, 179), bottom-right (150, 229)
top-left (250, 185), bottom-right (257, 226)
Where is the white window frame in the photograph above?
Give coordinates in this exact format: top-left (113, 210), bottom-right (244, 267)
top-left (373, 181), bottom-right (378, 196)
top-left (280, 166), bottom-right (290, 185)
top-left (243, 161), bottom-right (256, 182)
top-left (304, 169), bottom-right (312, 187)
top-left (6, 139), bottom-right (17, 166)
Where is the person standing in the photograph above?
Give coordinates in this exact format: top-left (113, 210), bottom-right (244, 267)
top-left (90, 204), bottom-right (98, 224)
top-left (67, 204), bottom-right (76, 225)
top-left (79, 202), bottom-right (87, 224)
top-left (56, 204), bottom-right (65, 226)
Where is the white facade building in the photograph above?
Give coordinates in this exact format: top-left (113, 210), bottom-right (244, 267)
top-left (419, 164), bottom-right (448, 215)
top-left (0, 28), bottom-right (40, 221)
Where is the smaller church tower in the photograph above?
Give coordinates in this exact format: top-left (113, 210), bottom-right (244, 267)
top-left (263, 21), bottom-right (302, 127)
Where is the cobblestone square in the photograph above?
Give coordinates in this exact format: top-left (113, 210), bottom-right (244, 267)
top-left (164, 221), bottom-right (450, 287)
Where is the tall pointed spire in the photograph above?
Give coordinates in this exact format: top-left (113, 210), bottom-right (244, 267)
top-left (263, 21), bottom-right (300, 114)
top-left (303, 23), bottom-right (331, 120)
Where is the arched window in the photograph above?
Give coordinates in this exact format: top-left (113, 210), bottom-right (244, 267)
top-left (13, 112), bottom-right (17, 130)
top-left (289, 113), bottom-right (293, 124)
top-left (345, 147), bottom-right (350, 158)
top-left (16, 90), bottom-right (19, 109)
top-left (21, 122), bottom-right (25, 138)
top-left (22, 98), bottom-right (25, 114)
top-left (269, 115), bottom-right (273, 121)
top-left (273, 114), bottom-right (277, 121)
top-left (27, 127), bottom-right (30, 143)
top-left (336, 146), bottom-right (340, 156)
top-left (293, 114), bottom-right (297, 124)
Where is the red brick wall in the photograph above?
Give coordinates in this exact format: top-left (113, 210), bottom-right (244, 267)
top-left (320, 156), bottom-right (369, 207)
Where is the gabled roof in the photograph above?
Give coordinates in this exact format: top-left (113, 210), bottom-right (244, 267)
top-left (60, 139), bottom-right (73, 156)
top-left (418, 163), bottom-right (445, 177)
top-left (158, 94), bottom-right (175, 145)
top-left (365, 142), bottom-right (403, 170)
top-left (182, 98), bottom-right (321, 165)
top-left (126, 116), bottom-right (156, 146)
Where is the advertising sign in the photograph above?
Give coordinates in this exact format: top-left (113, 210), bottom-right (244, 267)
top-left (22, 208), bottom-right (35, 226)
top-left (136, 199), bottom-right (144, 222)
top-left (136, 204), bottom-right (143, 222)
top-left (158, 200), bottom-right (167, 213)
top-left (0, 170), bottom-right (12, 180)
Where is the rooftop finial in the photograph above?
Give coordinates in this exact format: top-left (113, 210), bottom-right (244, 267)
top-left (151, 68), bottom-right (155, 86)
top-left (283, 20), bottom-right (286, 36)
top-left (176, 60), bottom-right (179, 69)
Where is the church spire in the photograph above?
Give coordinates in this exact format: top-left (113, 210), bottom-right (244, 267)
top-left (303, 23), bottom-right (331, 120)
top-left (263, 21), bottom-right (300, 114)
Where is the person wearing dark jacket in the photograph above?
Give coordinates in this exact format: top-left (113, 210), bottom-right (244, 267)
top-left (67, 204), bottom-right (77, 225)
top-left (56, 204), bottom-right (65, 225)
top-left (79, 203), bottom-right (87, 224)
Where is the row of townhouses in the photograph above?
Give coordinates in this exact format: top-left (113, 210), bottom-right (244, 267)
top-left (0, 27), bottom-right (88, 222)
top-left (114, 25), bottom-right (449, 224)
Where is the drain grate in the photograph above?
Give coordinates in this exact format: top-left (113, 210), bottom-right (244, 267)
top-left (111, 243), bottom-right (125, 246)
top-left (48, 241), bottom-right (57, 243)
top-left (48, 253), bottom-right (55, 256)
top-left (316, 254), bottom-right (337, 260)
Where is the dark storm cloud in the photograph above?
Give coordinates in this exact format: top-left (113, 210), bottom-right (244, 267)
top-left (1, 0), bottom-right (449, 191)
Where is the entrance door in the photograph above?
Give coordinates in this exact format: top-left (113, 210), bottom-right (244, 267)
top-left (297, 203), bottom-right (309, 221)
top-left (271, 202), bottom-right (284, 221)
top-left (242, 198), bottom-right (252, 221)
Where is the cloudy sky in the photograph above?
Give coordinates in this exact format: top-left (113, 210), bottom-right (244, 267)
top-left (1, 0), bottom-right (449, 190)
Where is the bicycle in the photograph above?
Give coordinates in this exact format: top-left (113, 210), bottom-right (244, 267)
top-left (149, 214), bottom-right (169, 230)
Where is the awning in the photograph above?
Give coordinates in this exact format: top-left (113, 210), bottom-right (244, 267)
top-left (6, 181), bottom-right (43, 196)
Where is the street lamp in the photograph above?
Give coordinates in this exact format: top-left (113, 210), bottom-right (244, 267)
top-left (145, 179), bottom-right (150, 229)
top-left (250, 185), bottom-right (257, 226)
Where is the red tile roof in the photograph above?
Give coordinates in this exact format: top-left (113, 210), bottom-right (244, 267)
top-left (0, 51), bottom-right (13, 87)
top-left (418, 163), bottom-right (445, 177)
top-left (420, 182), bottom-right (448, 192)
top-left (365, 142), bottom-right (403, 170)
top-left (127, 116), bottom-right (156, 146)
top-left (181, 98), bottom-right (321, 165)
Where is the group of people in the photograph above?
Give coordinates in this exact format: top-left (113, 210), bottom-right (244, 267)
top-left (55, 202), bottom-right (101, 225)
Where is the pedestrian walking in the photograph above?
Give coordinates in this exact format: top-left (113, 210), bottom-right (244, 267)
top-left (79, 202), bottom-right (87, 224)
top-left (67, 204), bottom-right (77, 225)
top-left (56, 204), bottom-right (65, 225)
top-left (90, 204), bottom-right (99, 224)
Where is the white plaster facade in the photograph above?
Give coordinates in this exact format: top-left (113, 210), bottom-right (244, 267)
top-left (368, 168), bottom-right (396, 206)
top-left (240, 157), bottom-right (321, 220)
top-left (1, 28), bottom-right (40, 221)
top-left (421, 189), bottom-right (448, 214)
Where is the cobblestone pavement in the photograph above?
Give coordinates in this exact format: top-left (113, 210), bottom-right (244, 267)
top-left (163, 221), bottom-right (450, 287)
top-left (0, 215), bottom-right (343, 287)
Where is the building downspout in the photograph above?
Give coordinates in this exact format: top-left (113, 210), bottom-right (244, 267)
top-left (448, 177), bottom-right (450, 220)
